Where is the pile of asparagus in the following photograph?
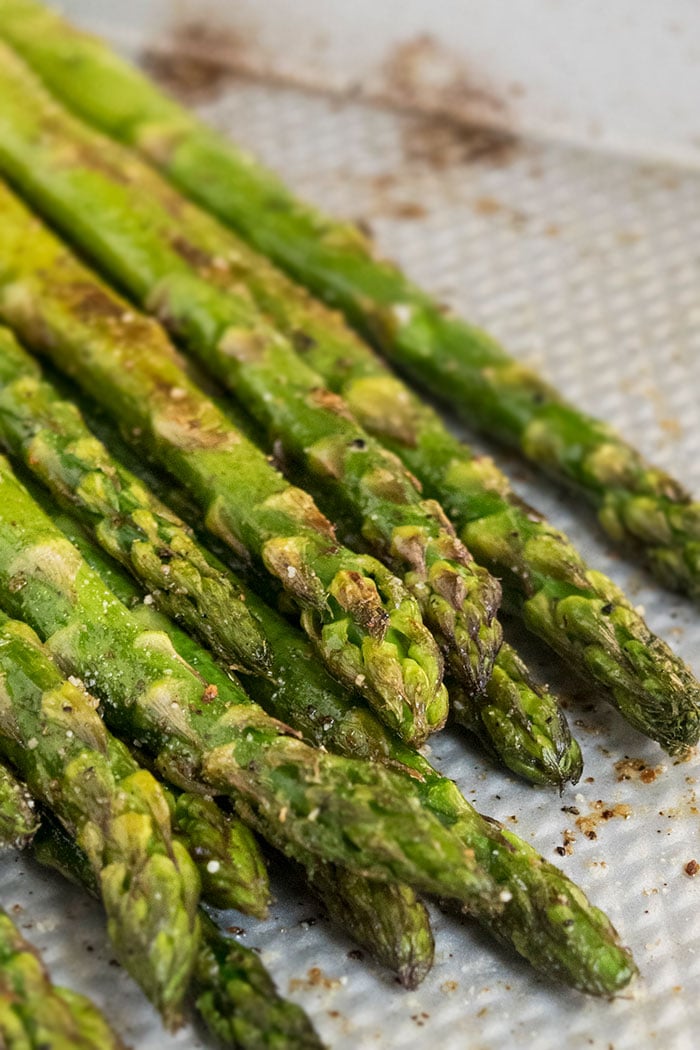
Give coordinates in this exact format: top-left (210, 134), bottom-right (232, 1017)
top-left (0, 0), bottom-right (697, 1044)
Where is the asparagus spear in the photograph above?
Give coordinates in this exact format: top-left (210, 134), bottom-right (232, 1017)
top-left (51, 503), bottom-right (636, 997)
top-left (0, 330), bottom-right (272, 684)
top-left (306, 861), bottom-right (434, 990)
top-left (194, 914), bottom-right (324, 1050)
top-left (33, 816), bottom-right (324, 1050)
top-left (0, 455), bottom-right (503, 908)
top-left (286, 335), bottom-right (700, 757)
top-left (0, 905), bottom-right (128, 1050)
top-left (0, 612), bottom-right (201, 1028)
top-left (0, 185), bottom-right (574, 786)
top-left (168, 790), bottom-right (269, 917)
top-left (0, 40), bottom-right (676, 757)
top-left (3, 0), bottom-right (694, 598)
top-left (0, 71), bottom-right (472, 739)
top-left (0, 26), bottom-right (504, 711)
top-left (224, 303), bottom-right (700, 759)
top-left (0, 54), bottom-right (449, 750)
top-left (47, 503), bottom-right (436, 989)
top-left (4, 718), bottom-right (270, 928)
top-left (0, 761), bottom-right (38, 851)
top-left (0, 4), bottom-right (633, 999)
top-left (0, 320), bottom-right (578, 786)
top-left (0, 43), bottom-right (681, 764)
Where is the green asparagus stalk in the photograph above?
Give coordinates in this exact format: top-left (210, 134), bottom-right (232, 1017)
top-left (0, 326), bottom-right (272, 680)
top-left (0, 31), bottom-right (504, 710)
top-left (0, 40), bottom-right (675, 755)
top-left (45, 502), bottom-right (436, 988)
top-left (285, 334), bottom-right (700, 757)
top-left (32, 816), bottom-right (324, 1050)
top-left (1, 558), bottom-right (269, 921)
top-left (0, 200), bottom-right (574, 788)
top-left (0, 905), bottom-right (128, 1050)
top-left (0, 335), bottom-right (273, 685)
top-left (0, 38), bottom-right (681, 761)
top-left (0, 761), bottom-right (38, 851)
top-left (3, 0), bottom-right (694, 597)
top-left (243, 303), bottom-right (700, 759)
top-left (194, 915), bottom-right (324, 1050)
top-left (168, 790), bottom-right (269, 917)
top-left (307, 862), bottom-right (434, 990)
top-left (0, 455), bottom-right (505, 913)
top-left (0, 320), bottom-right (578, 786)
top-left (50, 503), bottom-right (635, 997)
top-left (0, 612), bottom-right (201, 1028)
top-left (0, 55), bottom-right (449, 750)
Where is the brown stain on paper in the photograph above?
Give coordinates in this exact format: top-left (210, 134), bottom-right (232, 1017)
top-left (401, 115), bottom-right (517, 170)
top-left (144, 18), bottom-right (519, 165)
top-left (382, 34), bottom-right (506, 126)
top-left (142, 20), bottom-right (254, 102)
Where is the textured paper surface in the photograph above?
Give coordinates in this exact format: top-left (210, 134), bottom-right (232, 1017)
top-left (1, 65), bottom-right (699, 1050)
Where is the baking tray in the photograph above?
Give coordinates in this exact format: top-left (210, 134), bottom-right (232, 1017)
top-left (1, 15), bottom-right (700, 1050)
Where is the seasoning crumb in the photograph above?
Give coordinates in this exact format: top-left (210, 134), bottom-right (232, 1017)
top-left (289, 966), bottom-right (340, 992)
top-left (684, 859), bottom-right (699, 877)
top-left (390, 200), bottom-right (428, 220)
top-left (410, 1012), bottom-right (430, 1027)
top-left (614, 757), bottom-right (664, 784)
top-left (555, 828), bottom-right (576, 857)
top-left (575, 801), bottom-right (631, 840)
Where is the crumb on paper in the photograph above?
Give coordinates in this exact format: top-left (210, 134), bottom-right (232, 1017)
top-left (614, 757), bottom-right (665, 784)
top-left (410, 1012), bottom-right (430, 1027)
top-left (555, 828), bottom-right (576, 857)
top-left (575, 801), bottom-right (632, 841)
top-left (684, 859), bottom-right (699, 877)
top-left (472, 195), bottom-right (527, 224)
top-left (389, 200), bottom-right (428, 220)
top-left (289, 966), bottom-right (341, 993)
